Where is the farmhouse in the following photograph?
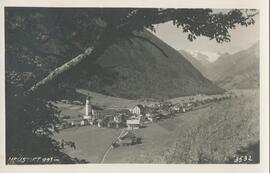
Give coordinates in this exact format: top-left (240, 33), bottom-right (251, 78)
top-left (92, 109), bottom-right (116, 120)
top-left (183, 103), bottom-right (193, 112)
top-left (131, 104), bottom-right (145, 115)
top-left (145, 113), bottom-right (158, 122)
top-left (113, 113), bottom-right (127, 128)
top-left (170, 104), bottom-right (182, 112)
top-left (114, 130), bottom-right (141, 146)
top-left (126, 119), bottom-right (141, 130)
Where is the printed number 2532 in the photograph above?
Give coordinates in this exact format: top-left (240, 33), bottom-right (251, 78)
top-left (234, 155), bottom-right (252, 163)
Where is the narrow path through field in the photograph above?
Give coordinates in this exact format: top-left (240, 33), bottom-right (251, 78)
top-left (54, 90), bottom-right (259, 163)
top-left (99, 128), bottom-right (126, 163)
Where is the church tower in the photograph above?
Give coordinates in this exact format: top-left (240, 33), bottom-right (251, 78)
top-left (84, 94), bottom-right (92, 120)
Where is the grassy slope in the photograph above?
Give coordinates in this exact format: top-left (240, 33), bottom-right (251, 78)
top-left (53, 126), bottom-right (122, 163)
top-left (156, 90), bottom-right (259, 163)
top-left (76, 89), bottom-right (154, 109)
top-left (106, 90), bottom-right (259, 163)
top-left (53, 90), bottom-right (259, 163)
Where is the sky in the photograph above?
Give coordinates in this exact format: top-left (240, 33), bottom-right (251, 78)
top-left (151, 11), bottom-right (259, 60)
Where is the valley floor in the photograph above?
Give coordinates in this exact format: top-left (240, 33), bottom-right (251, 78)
top-left (53, 90), bottom-right (259, 163)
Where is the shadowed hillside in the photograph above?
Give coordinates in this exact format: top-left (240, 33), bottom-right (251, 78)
top-left (179, 50), bottom-right (211, 78)
top-left (78, 30), bottom-right (224, 99)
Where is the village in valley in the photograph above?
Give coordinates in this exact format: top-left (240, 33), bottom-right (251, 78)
top-left (53, 89), bottom-right (234, 151)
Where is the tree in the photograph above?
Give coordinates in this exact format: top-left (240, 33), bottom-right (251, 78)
top-left (5, 8), bottom-right (258, 163)
top-left (22, 8), bottom-right (258, 95)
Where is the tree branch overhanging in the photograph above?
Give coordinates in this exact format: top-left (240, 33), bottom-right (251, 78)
top-left (26, 47), bottom-right (93, 95)
top-left (129, 32), bottom-right (168, 57)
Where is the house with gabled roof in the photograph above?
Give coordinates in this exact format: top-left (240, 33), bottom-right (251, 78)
top-left (130, 104), bottom-right (145, 115)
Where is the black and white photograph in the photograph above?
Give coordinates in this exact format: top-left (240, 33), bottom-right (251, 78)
top-left (1, 0), bottom-right (269, 172)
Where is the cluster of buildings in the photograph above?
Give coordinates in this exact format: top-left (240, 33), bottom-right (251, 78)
top-left (82, 102), bottom-right (146, 130)
top-left (59, 93), bottom-right (231, 131)
top-left (60, 92), bottom-right (234, 131)
top-left (59, 95), bottom-right (190, 130)
top-left (78, 96), bottom-right (196, 130)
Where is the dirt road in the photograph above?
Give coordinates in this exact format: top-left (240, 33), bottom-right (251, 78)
top-left (99, 128), bottom-right (126, 163)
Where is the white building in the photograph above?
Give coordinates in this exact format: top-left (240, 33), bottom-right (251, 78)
top-left (126, 119), bottom-right (141, 130)
top-left (131, 104), bottom-right (145, 115)
top-left (80, 120), bottom-right (85, 126)
top-left (171, 105), bottom-right (181, 111)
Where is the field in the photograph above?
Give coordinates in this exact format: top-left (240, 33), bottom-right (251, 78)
top-left (53, 90), bottom-right (259, 163)
top-left (76, 89), bottom-right (156, 109)
top-left (53, 126), bottom-right (122, 163)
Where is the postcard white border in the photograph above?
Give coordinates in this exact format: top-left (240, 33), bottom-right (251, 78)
top-left (0, 0), bottom-right (268, 173)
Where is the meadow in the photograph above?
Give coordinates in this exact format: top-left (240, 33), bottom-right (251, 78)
top-left (53, 90), bottom-right (259, 163)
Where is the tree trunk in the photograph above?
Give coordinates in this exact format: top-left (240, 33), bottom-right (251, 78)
top-left (26, 47), bottom-right (94, 95)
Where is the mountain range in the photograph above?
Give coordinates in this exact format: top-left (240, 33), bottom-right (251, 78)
top-left (180, 42), bottom-right (259, 90)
